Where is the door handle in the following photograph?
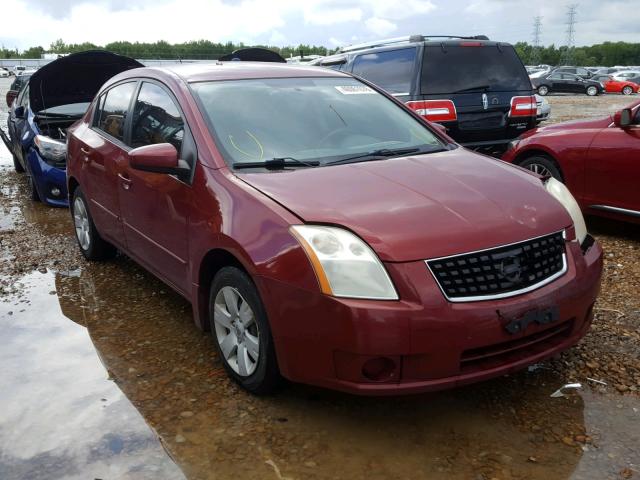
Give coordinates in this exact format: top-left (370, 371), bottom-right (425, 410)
top-left (118, 173), bottom-right (132, 190)
top-left (80, 147), bottom-right (91, 163)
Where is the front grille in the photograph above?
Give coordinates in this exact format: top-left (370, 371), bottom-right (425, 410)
top-left (427, 231), bottom-right (566, 301)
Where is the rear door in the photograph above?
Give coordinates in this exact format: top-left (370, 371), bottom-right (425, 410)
top-left (8, 86), bottom-right (30, 164)
top-left (117, 81), bottom-right (194, 293)
top-left (417, 43), bottom-right (534, 145)
top-left (77, 81), bottom-right (138, 247)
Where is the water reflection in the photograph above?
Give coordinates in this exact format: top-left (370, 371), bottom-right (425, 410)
top-left (49, 261), bottom-right (640, 480)
top-left (0, 271), bottom-right (184, 479)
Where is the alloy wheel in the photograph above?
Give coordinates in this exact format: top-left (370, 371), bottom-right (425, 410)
top-left (213, 286), bottom-right (260, 377)
top-left (526, 163), bottom-right (553, 177)
top-left (73, 196), bottom-right (91, 251)
top-left (622, 86), bottom-right (632, 95)
top-left (586, 86), bottom-right (598, 96)
top-left (538, 86), bottom-right (548, 96)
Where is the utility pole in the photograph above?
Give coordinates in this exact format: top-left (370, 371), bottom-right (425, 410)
top-left (530, 16), bottom-right (542, 65)
top-left (561, 4), bottom-right (577, 65)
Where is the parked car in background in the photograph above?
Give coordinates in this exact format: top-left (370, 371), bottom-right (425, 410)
top-left (533, 72), bottom-right (603, 96)
top-left (314, 35), bottom-right (536, 154)
top-left (4, 73), bottom-right (31, 108)
top-left (612, 70), bottom-right (640, 81)
top-left (550, 66), bottom-right (594, 79)
top-left (591, 74), bottom-right (638, 95)
top-left (623, 74), bottom-right (640, 86)
top-left (595, 67), bottom-right (626, 75)
top-left (67, 62), bottom-right (602, 396)
top-left (535, 94), bottom-right (551, 122)
top-left (3, 50), bottom-right (141, 206)
top-left (503, 100), bottom-right (640, 224)
top-left (0, 68), bottom-right (10, 77)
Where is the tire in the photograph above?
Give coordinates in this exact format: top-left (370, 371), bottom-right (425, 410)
top-left (622, 86), bottom-right (633, 95)
top-left (71, 187), bottom-right (117, 260)
top-left (13, 153), bottom-right (24, 173)
top-left (209, 267), bottom-right (280, 395)
top-left (518, 155), bottom-right (563, 181)
top-left (537, 85), bottom-right (549, 96)
top-left (586, 86), bottom-right (598, 96)
top-left (29, 175), bottom-right (40, 201)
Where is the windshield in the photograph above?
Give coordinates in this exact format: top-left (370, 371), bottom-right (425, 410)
top-left (421, 45), bottom-right (531, 94)
top-left (192, 77), bottom-right (444, 168)
top-left (39, 102), bottom-right (91, 116)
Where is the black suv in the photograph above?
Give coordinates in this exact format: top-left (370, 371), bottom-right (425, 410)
top-left (315, 35), bottom-right (535, 153)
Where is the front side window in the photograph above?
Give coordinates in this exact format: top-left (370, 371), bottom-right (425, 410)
top-left (548, 74), bottom-right (561, 80)
top-left (352, 48), bottom-right (416, 94)
top-left (130, 82), bottom-right (184, 152)
top-left (95, 82), bottom-right (136, 142)
top-left (192, 77), bottom-right (444, 168)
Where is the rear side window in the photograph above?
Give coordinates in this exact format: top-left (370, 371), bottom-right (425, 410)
top-left (421, 45), bottom-right (531, 94)
top-left (352, 48), bottom-right (416, 94)
top-left (95, 82), bottom-right (136, 142)
top-left (130, 82), bottom-right (184, 152)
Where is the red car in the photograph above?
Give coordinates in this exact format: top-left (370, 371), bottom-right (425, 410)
top-left (66, 63), bottom-right (602, 395)
top-left (592, 74), bottom-right (638, 95)
top-left (503, 100), bottom-right (640, 224)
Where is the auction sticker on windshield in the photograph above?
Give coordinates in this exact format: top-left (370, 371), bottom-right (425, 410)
top-left (335, 85), bottom-right (376, 95)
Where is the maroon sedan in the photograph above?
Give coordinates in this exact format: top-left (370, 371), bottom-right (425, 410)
top-left (66, 63), bottom-right (602, 395)
top-left (503, 100), bottom-right (640, 224)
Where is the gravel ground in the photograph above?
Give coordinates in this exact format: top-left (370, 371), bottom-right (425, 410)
top-left (1, 78), bottom-right (639, 479)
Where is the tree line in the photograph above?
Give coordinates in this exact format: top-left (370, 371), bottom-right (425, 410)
top-left (0, 39), bottom-right (330, 60)
top-left (2, 39), bottom-right (640, 66)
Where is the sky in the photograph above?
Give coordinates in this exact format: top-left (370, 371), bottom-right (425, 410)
top-left (2, 0), bottom-right (639, 52)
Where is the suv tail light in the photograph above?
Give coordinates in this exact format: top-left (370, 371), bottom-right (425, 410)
top-left (406, 100), bottom-right (457, 122)
top-left (509, 96), bottom-right (537, 117)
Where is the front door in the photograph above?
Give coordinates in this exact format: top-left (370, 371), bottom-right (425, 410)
top-left (585, 107), bottom-right (640, 214)
top-left (118, 81), bottom-right (193, 293)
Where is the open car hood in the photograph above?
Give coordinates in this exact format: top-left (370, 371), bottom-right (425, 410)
top-left (29, 50), bottom-right (143, 113)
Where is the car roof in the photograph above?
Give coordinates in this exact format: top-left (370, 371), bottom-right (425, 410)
top-left (116, 62), bottom-right (348, 84)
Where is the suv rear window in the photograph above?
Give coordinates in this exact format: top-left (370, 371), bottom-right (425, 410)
top-left (352, 48), bottom-right (416, 94)
top-left (421, 45), bottom-right (531, 94)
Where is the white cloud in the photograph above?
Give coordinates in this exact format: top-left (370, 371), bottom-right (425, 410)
top-left (365, 17), bottom-right (398, 36)
top-left (369, 0), bottom-right (437, 20)
top-left (303, 5), bottom-right (363, 25)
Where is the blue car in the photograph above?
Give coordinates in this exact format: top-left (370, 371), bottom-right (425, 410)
top-left (2, 51), bottom-right (141, 207)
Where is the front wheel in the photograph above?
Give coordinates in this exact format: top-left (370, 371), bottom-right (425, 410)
top-left (209, 267), bottom-right (280, 394)
top-left (537, 85), bottom-right (549, 96)
top-left (518, 155), bottom-right (563, 181)
top-left (71, 187), bottom-right (117, 260)
top-left (586, 86), bottom-right (598, 96)
top-left (622, 86), bottom-right (633, 95)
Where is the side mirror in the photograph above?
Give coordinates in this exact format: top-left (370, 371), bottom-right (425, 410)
top-left (129, 143), bottom-right (190, 175)
top-left (6, 90), bottom-right (18, 108)
top-left (14, 105), bottom-right (25, 119)
top-left (614, 108), bottom-right (633, 128)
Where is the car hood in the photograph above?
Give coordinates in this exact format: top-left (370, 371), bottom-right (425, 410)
top-left (238, 149), bottom-right (571, 262)
top-left (29, 50), bottom-right (143, 113)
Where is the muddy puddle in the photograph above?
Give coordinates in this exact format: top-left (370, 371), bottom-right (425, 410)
top-left (0, 262), bottom-right (637, 479)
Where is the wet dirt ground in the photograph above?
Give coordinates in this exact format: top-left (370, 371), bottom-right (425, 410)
top-left (1, 77), bottom-right (639, 479)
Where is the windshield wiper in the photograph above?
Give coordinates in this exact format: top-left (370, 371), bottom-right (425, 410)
top-left (326, 147), bottom-right (439, 166)
top-left (233, 157), bottom-right (320, 170)
top-left (452, 84), bottom-right (491, 93)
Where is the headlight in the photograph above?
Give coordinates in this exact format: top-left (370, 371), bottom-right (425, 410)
top-left (544, 177), bottom-right (587, 244)
top-left (34, 135), bottom-right (66, 165)
top-left (291, 225), bottom-right (398, 300)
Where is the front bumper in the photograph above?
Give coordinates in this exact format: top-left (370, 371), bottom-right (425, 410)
top-left (261, 238), bottom-right (602, 395)
top-left (27, 149), bottom-right (68, 207)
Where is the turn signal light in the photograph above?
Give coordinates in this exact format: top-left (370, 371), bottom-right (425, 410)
top-left (406, 99), bottom-right (457, 122)
top-left (509, 96), bottom-right (537, 117)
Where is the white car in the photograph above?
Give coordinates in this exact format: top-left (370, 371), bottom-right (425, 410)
top-left (535, 94), bottom-right (550, 123)
top-left (0, 68), bottom-right (10, 77)
top-left (612, 70), bottom-right (640, 81)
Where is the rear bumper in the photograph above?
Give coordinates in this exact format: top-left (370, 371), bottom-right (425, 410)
top-left (261, 239), bottom-right (602, 395)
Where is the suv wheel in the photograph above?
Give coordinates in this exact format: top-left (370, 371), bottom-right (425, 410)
top-left (622, 86), bottom-right (633, 95)
top-left (72, 187), bottom-right (117, 260)
top-left (586, 86), bottom-right (598, 96)
top-left (518, 155), bottom-right (562, 181)
top-left (209, 267), bottom-right (280, 395)
top-left (537, 85), bottom-right (549, 96)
